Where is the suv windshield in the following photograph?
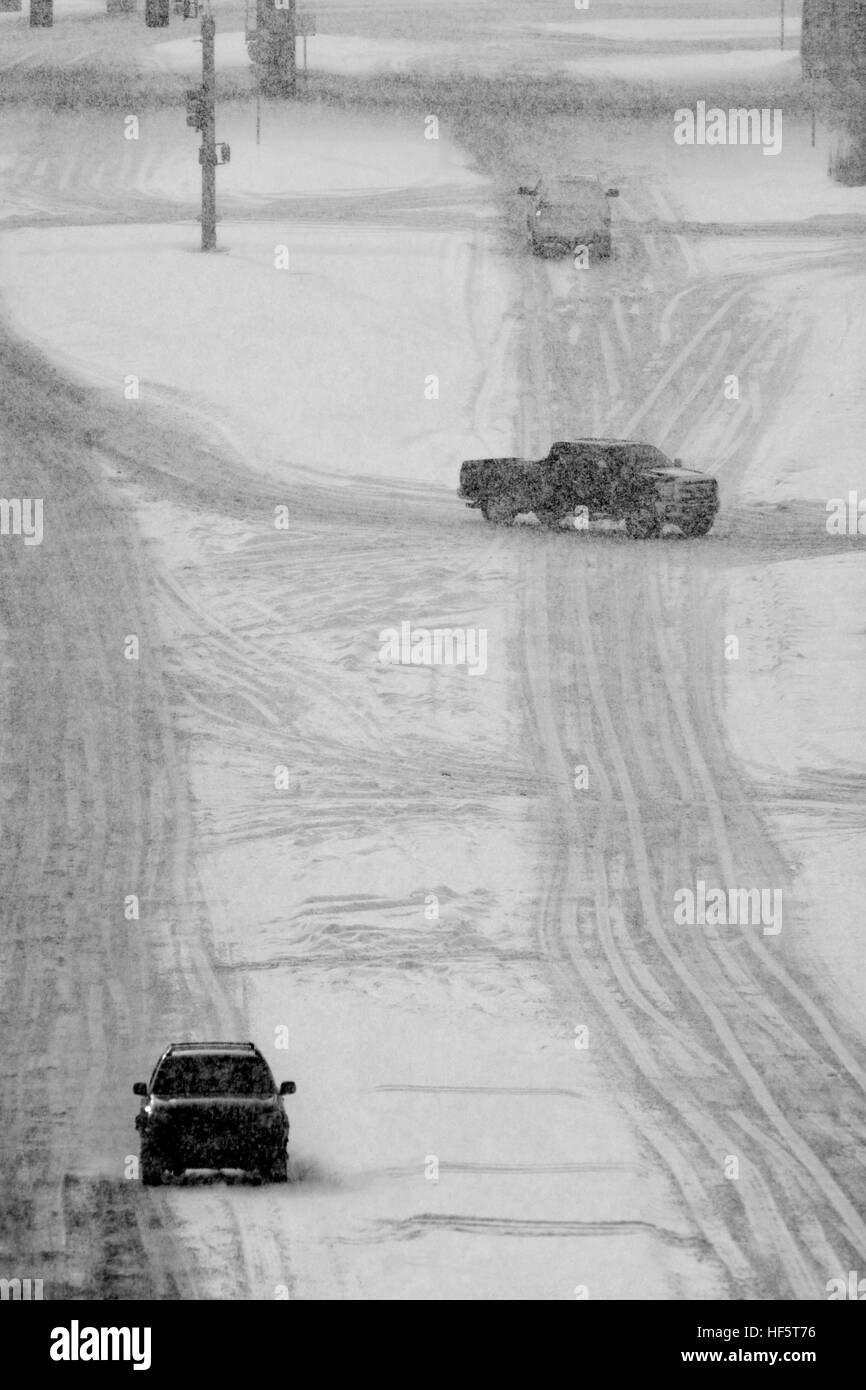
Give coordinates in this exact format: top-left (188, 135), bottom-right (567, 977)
top-left (153, 1054), bottom-right (275, 1097)
top-left (548, 178), bottom-right (600, 196)
top-left (541, 202), bottom-right (593, 217)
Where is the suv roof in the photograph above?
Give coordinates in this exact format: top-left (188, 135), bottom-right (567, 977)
top-left (548, 174), bottom-right (602, 189)
top-left (162, 1041), bottom-right (257, 1053)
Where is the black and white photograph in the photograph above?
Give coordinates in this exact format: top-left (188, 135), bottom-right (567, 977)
top-left (0, 0), bottom-right (864, 1342)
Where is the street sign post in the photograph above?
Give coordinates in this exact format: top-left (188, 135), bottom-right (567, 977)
top-left (297, 9), bottom-right (314, 71)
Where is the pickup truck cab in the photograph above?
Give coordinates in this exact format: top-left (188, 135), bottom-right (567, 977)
top-left (458, 439), bottom-right (719, 538)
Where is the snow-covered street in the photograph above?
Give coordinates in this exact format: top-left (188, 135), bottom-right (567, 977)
top-left (1, 0), bottom-right (865, 1308)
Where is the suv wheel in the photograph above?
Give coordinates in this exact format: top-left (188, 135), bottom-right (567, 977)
top-left (264, 1153), bottom-right (288, 1184)
top-left (140, 1145), bottom-right (164, 1186)
top-left (625, 507), bottom-right (661, 539)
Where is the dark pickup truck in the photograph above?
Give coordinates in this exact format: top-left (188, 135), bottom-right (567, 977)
top-left (458, 439), bottom-right (719, 538)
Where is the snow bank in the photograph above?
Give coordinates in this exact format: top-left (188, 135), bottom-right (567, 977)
top-left (742, 260), bottom-right (866, 504)
top-left (724, 558), bottom-right (866, 1022)
top-left (532, 18), bottom-right (801, 45)
top-left (143, 29), bottom-right (443, 76)
top-left (151, 105), bottom-right (479, 203)
top-left (718, 251), bottom-right (866, 1023)
top-left (0, 106), bottom-right (508, 489)
top-left (562, 49), bottom-right (799, 85)
top-left (304, 34), bottom-right (440, 76)
top-left (725, 558), bottom-right (866, 780)
top-left (582, 119), bottom-right (866, 227)
top-left (0, 219), bottom-right (517, 487)
top-left (0, 104), bottom-right (481, 225)
top-left (0, 0), bottom-right (106, 15)
top-left (142, 14), bottom-right (804, 85)
top-left (142, 29), bottom-right (253, 73)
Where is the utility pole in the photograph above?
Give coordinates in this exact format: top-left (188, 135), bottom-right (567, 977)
top-left (780, 0), bottom-right (785, 50)
top-left (201, 13), bottom-right (217, 250)
top-left (284, 0), bottom-right (297, 94)
top-left (186, 12), bottom-right (229, 250)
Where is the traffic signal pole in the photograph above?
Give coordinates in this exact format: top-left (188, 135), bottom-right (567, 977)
top-left (186, 12), bottom-right (230, 248)
top-left (201, 13), bottom-right (217, 251)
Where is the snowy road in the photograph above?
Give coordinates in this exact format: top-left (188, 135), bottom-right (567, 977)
top-left (1, 16), bottom-right (865, 1303)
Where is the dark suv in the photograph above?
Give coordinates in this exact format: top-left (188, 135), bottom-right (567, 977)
top-left (518, 175), bottom-right (619, 259)
top-left (134, 1041), bottom-right (296, 1185)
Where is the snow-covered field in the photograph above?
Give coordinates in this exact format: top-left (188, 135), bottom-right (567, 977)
top-left (0, 102), bottom-right (486, 228)
top-left (144, 29), bottom-right (443, 76)
top-left (141, 17), bottom-right (804, 84)
top-left (561, 49), bottom-right (799, 84)
top-left (2, 0), bottom-right (866, 1306)
top-left (531, 17), bottom-right (801, 45)
top-left (0, 218), bottom-right (515, 484)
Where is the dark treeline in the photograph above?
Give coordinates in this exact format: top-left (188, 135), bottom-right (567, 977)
top-left (802, 0), bottom-right (866, 179)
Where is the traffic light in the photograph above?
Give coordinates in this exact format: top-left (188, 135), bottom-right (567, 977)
top-left (145, 0), bottom-right (169, 25)
top-left (185, 86), bottom-right (208, 131)
top-left (29, 0), bottom-right (53, 25)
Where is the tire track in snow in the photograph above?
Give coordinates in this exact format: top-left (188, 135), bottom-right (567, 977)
top-left (513, 207), bottom-right (866, 1293)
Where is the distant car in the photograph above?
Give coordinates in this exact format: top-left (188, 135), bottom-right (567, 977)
top-left (458, 439), bottom-right (719, 538)
top-left (518, 175), bottom-right (619, 259)
top-left (134, 1041), bottom-right (296, 1185)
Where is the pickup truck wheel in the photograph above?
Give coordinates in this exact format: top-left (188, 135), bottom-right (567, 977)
top-left (480, 497), bottom-right (518, 525)
top-left (624, 508), bottom-right (661, 539)
top-left (680, 513), bottom-right (714, 537)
